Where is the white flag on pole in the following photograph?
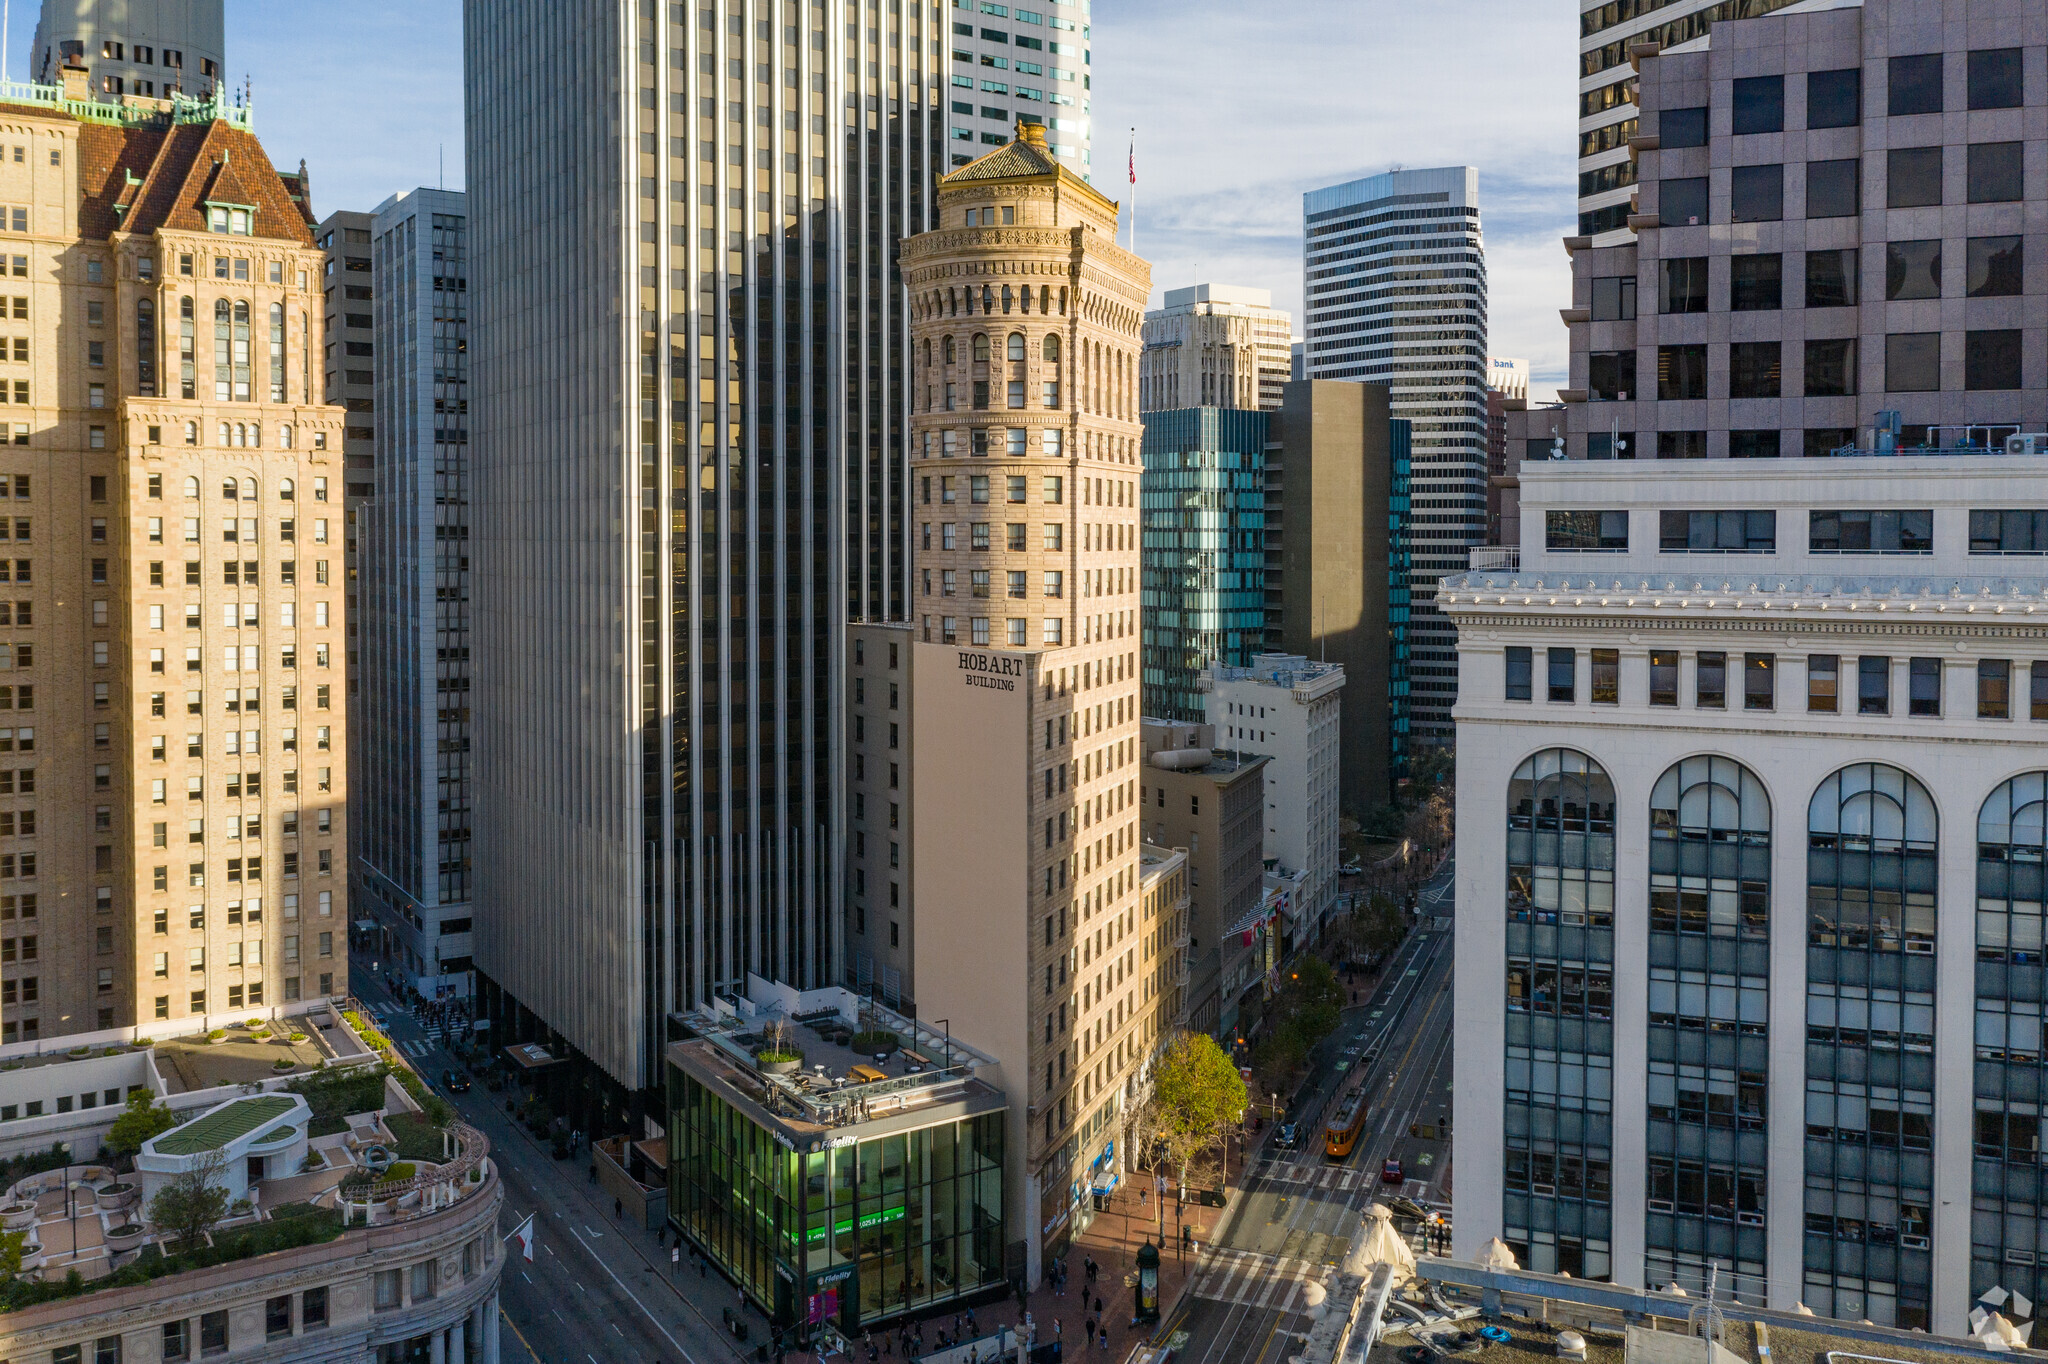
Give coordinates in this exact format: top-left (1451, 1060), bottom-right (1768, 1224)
top-left (510, 1213), bottom-right (535, 1262)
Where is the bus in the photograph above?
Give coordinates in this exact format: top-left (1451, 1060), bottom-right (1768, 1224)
top-left (1325, 1089), bottom-right (1367, 1160)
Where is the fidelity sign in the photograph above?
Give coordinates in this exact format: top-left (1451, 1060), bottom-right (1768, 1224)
top-left (958, 650), bottom-right (1025, 692)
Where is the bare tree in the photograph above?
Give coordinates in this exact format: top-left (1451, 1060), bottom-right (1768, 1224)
top-left (148, 1150), bottom-right (230, 1252)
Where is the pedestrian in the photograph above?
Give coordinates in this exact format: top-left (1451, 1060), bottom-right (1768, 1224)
top-left (1085, 1318), bottom-right (1095, 1344)
top-left (1138, 1188), bottom-right (1147, 1207)
top-left (1099, 1330), bottom-right (1109, 1353)
top-left (614, 1197), bottom-right (624, 1220)
top-left (1054, 1319), bottom-right (1063, 1339)
top-left (699, 1254), bottom-right (707, 1278)
top-left (1093, 1296), bottom-right (1102, 1317)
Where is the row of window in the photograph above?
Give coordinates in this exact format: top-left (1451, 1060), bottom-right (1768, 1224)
top-left (921, 474), bottom-right (1064, 505)
top-left (1546, 507), bottom-right (2048, 554)
top-left (1659, 143), bottom-right (2023, 229)
top-left (145, 517), bottom-right (333, 545)
top-left (1507, 646), bottom-right (2045, 719)
top-left (922, 568), bottom-right (1065, 598)
top-left (923, 614), bottom-right (1065, 647)
top-left (1645, 52), bottom-right (2025, 127)
top-left (920, 428), bottom-right (1064, 457)
top-left (150, 561), bottom-right (333, 588)
top-left (1590, 331), bottom-right (2024, 401)
top-left (1590, 238), bottom-right (2021, 322)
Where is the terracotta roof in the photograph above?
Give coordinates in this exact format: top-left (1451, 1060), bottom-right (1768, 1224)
top-left (941, 123), bottom-right (1117, 214)
top-left (75, 115), bottom-right (314, 247)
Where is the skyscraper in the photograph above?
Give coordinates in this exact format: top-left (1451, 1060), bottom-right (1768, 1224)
top-left (1138, 284), bottom-right (1292, 413)
top-left (1138, 405), bottom-right (1266, 722)
top-left (1301, 168), bottom-right (1483, 747)
top-left (27, 0), bottom-right (222, 95)
top-left (350, 188), bottom-right (472, 1006)
top-left (1575, 0), bottom-right (1809, 244)
top-left (0, 60), bottom-right (345, 1042)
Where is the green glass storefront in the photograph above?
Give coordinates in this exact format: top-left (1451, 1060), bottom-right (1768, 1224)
top-left (668, 1061), bottom-right (1008, 1339)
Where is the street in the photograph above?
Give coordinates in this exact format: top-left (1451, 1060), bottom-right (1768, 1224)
top-left (1166, 853), bottom-right (1457, 1364)
top-left (351, 969), bottom-right (753, 1364)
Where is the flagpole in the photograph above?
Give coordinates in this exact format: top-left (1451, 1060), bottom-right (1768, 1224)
top-left (1127, 127), bottom-right (1136, 255)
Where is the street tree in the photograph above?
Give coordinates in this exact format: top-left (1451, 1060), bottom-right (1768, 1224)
top-left (1149, 1032), bottom-right (1247, 1193)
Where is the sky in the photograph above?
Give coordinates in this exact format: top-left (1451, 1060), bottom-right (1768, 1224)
top-left (204, 0), bottom-right (1578, 395)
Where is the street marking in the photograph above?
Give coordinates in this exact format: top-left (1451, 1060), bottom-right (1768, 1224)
top-left (567, 1224), bottom-right (697, 1364)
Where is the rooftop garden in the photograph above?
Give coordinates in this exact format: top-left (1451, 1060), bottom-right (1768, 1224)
top-left (0, 1202), bottom-right (342, 1315)
top-left (151, 1096), bottom-right (297, 1157)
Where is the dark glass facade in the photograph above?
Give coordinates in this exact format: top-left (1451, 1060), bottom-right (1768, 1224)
top-left (1386, 417), bottom-right (1413, 778)
top-left (1139, 408), bottom-right (1268, 721)
top-left (669, 1061), bottom-right (1007, 1341)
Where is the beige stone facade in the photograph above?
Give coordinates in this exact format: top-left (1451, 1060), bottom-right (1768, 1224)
top-left (898, 124), bottom-right (1177, 1270)
top-left (0, 75), bottom-right (345, 1046)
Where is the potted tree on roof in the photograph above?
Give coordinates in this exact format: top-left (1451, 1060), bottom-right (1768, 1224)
top-left (755, 1018), bottom-right (802, 1076)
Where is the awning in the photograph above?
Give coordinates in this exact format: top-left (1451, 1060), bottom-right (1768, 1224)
top-left (353, 919), bottom-right (378, 933)
top-left (1090, 1173), bottom-right (1121, 1197)
top-left (504, 1042), bottom-right (565, 1070)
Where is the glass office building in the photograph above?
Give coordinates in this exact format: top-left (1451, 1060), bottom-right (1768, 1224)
top-left (1139, 408), bottom-right (1268, 722)
top-left (666, 1005), bottom-right (1009, 1343)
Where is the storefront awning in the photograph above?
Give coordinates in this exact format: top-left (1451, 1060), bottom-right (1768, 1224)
top-left (504, 1042), bottom-right (564, 1070)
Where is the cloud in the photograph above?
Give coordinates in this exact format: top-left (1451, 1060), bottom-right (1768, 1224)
top-left (226, 0), bottom-right (465, 219)
top-left (1092, 0), bottom-right (1579, 395)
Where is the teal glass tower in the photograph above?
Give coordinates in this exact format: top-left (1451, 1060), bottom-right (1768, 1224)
top-left (1139, 408), bottom-right (1269, 721)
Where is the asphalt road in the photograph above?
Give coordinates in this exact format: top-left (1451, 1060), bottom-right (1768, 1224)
top-left (350, 969), bottom-right (751, 1364)
top-left (1165, 854), bottom-right (1458, 1364)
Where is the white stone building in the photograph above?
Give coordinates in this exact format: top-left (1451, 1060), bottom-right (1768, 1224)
top-left (1139, 283), bottom-right (1293, 412)
top-left (1446, 450), bottom-right (2048, 1335)
top-left (1204, 653), bottom-right (1345, 944)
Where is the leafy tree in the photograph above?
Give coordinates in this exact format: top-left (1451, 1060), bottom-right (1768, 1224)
top-left (0, 1228), bottom-right (23, 1277)
top-left (1277, 958), bottom-right (1344, 1054)
top-left (105, 1091), bottom-right (178, 1158)
top-left (1149, 1032), bottom-right (1247, 1191)
top-left (148, 1151), bottom-right (230, 1252)
top-left (1355, 892), bottom-right (1407, 960)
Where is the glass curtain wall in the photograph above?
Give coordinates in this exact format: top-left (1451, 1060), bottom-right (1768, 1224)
top-left (1502, 748), bottom-right (1615, 1280)
top-left (1973, 774), bottom-right (2048, 1308)
top-left (671, 1066), bottom-right (1005, 1337)
top-left (1645, 756), bottom-right (1770, 1304)
top-left (1804, 763), bottom-right (1937, 1329)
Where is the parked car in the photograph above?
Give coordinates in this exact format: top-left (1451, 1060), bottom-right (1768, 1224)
top-left (1381, 1157), bottom-right (1404, 1185)
top-left (442, 1068), bottom-right (472, 1093)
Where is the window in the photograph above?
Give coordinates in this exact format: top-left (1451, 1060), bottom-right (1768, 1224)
top-left (1969, 48), bottom-right (2023, 109)
top-left (1807, 68), bottom-right (1861, 127)
top-left (1657, 345), bottom-right (1706, 400)
top-left (1858, 656), bottom-right (1891, 714)
top-left (1505, 647), bottom-right (1532, 701)
top-left (1967, 330), bottom-right (2023, 391)
top-left (373, 1268), bottom-right (402, 1310)
top-left (1808, 655), bottom-right (1839, 713)
top-left (2034, 663), bottom-right (2048, 722)
top-left (1979, 660), bottom-right (2011, 719)
top-left (1696, 652), bottom-right (1726, 708)
top-left (1809, 509), bottom-right (1932, 553)
top-left (1887, 147), bottom-right (1942, 207)
top-left (1908, 657), bottom-right (1941, 716)
top-left (1660, 177), bottom-right (1707, 226)
top-left (1728, 254), bottom-right (1780, 310)
top-left (1804, 338), bottom-right (1857, 397)
top-left (1968, 142), bottom-right (2023, 202)
top-left (163, 1321), bottom-right (190, 1362)
top-left (1586, 350), bottom-right (1634, 401)
top-left (1591, 649), bottom-right (1619, 705)
top-left (1547, 648), bottom-right (1575, 704)
top-left (1729, 164), bottom-right (1783, 222)
top-left (1889, 53), bottom-right (1943, 115)
top-left (1967, 235), bottom-right (2022, 297)
top-left (1731, 75), bottom-right (1783, 134)
top-left (1660, 257), bottom-right (1707, 314)
top-left (266, 1294), bottom-right (293, 1340)
top-left (1660, 106), bottom-right (1707, 148)
top-left (302, 1285), bottom-right (329, 1329)
top-left (1885, 332), bottom-right (1940, 392)
top-left (1970, 511), bottom-right (2048, 555)
top-left (1744, 654), bottom-right (1775, 711)
top-left (410, 1259), bottom-right (437, 1301)
top-left (1650, 651), bottom-right (1678, 707)
top-left (1728, 342), bottom-right (1781, 398)
top-left (1806, 158), bottom-right (1860, 217)
top-left (199, 1309), bottom-right (228, 1356)
top-left (1728, 430), bottom-right (1780, 460)
top-left (1656, 430), bottom-right (1707, 461)
top-left (1885, 240), bottom-right (1940, 299)
top-left (1659, 510), bottom-right (1775, 552)
top-left (1589, 275), bottom-right (1636, 321)
top-left (1805, 248), bottom-right (1858, 307)
top-left (1545, 510), bottom-right (1628, 550)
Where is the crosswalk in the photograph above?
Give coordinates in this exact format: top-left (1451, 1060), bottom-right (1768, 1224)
top-left (1256, 1163), bottom-right (1373, 1195)
top-left (1188, 1249), bottom-right (1322, 1312)
top-left (360, 1002), bottom-right (443, 1057)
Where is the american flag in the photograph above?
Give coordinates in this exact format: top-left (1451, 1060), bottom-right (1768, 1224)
top-left (1128, 130), bottom-right (1135, 185)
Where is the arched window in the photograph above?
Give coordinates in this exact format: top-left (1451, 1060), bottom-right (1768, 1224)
top-left (222, 478), bottom-right (239, 500)
top-left (182, 476), bottom-right (199, 499)
top-left (1807, 764), bottom-right (1937, 953)
top-left (1007, 332), bottom-right (1025, 362)
top-left (1649, 756), bottom-right (1770, 937)
top-left (136, 297), bottom-right (156, 397)
top-left (279, 478), bottom-right (295, 501)
top-left (278, 425), bottom-right (293, 450)
top-left (240, 477), bottom-right (257, 501)
top-left (1001, 284), bottom-right (1013, 313)
top-left (268, 302), bottom-right (285, 402)
top-left (1803, 762), bottom-right (1936, 1330)
top-left (181, 421), bottom-right (197, 447)
top-left (178, 295), bottom-right (196, 399)
top-left (213, 299), bottom-right (231, 401)
top-left (230, 300), bottom-right (251, 402)
top-left (1974, 774), bottom-right (2048, 1304)
top-left (1503, 747), bottom-right (1615, 1283)
top-left (216, 422), bottom-right (230, 447)
top-left (943, 335), bottom-right (956, 365)
top-left (971, 334), bottom-right (989, 364)
top-left (1043, 334), bottom-right (1060, 362)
